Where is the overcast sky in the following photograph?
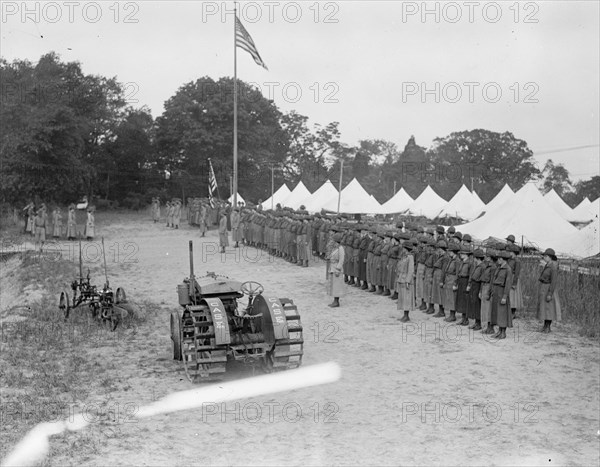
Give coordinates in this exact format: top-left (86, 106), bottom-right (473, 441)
top-left (2, 1), bottom-right (599, 181)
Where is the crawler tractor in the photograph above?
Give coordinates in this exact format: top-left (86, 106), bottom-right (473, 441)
top-left (170, 241), bottom-right (304, 382)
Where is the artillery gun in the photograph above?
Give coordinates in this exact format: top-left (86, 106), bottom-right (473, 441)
top-left (58, 237), bottom-right (127, 331)
top-left (170, 241), bottom-right (304, 382)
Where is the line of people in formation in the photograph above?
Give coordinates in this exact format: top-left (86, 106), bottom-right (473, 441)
top-left (22, 202), bottom-right (96, 249)
top-left (234, 207), bottom-right (561, 337)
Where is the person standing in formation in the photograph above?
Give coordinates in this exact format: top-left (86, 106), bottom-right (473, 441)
top-left (537, 248), bottom-right (561, 333)
top-left (67, 204), bottom-right (77, 240)
top-left (442, 243), bottom-right (460, 322)
top-left (231, 207), bottom-right (241, 248)
top-left (505, 236), bottom-right (524, 320)
top-left (326, 233), bottom-right (345, 308)
top-left (152, 198), bottom-right (161, 223)
top-left (396, 239), bottom-right (415, 322)
top-left (488, 246), bottom-right (513, 339)
top-left (23, 201), bottom-right (35, 234)
top-left (466, 248), bottom-right (485, 330)
top-left (52, 207), bottom-right (63, 239)
top-left (34, 204), bottom-right (48, 251)
top-left (218, 211), bottom-right (229, 253)
top-left (199, 202), bottom-right (208, 237)
top-left (173, 199), bottom-right (181, 229)
top-left (455, 247), bottom-right (473, 326)
top-left (85, 206), bottom-right (95, 240)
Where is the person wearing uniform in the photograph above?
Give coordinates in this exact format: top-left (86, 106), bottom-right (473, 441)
top-left (466, 248), bottom-right (485, 330)
top-left (218, 211), bottom-right (229, 252)
top-left (415, 234), bottom-right (427, 310)
top-left (479, 247), bottom-right (496, 334)
top-left (52, 207), bottom-right (63, 239)
top-left (34, 204), bottom-right (48, 250)
top-left (326, 233), bottom-right (345, 308)
top-left (231, 207), bottom-right (241, 248)
top-left (505, 238), bottom-right (524, 320)
top-left (165, 201), bottom-right (172, 227)
top-left (423, 238), bottom-right (436, 314)
top-left (442, 243), bottom-right (460, 322)
top-left (537, 248), bottom-right (561, 333)
top-left (396, 240), bottom-right (415, 322)
top-left (388, 234), bottom-right (401, 300)
top-left (23, 202), bottom-right (35, 234)
top-left (153, 198), bottom-right (161, 223)
top-left (432, 240), bottom-right (448, 318)
top-left (488, 246), bottom-right (513, 339)
top-left (67, 204), bottom-right (77, 240)
top-left (455, 247), bottom-right (473, 325)
top-left (199, 203), bottom-right (208, 236)
top-left (85, 206), bottom-right (95, 240)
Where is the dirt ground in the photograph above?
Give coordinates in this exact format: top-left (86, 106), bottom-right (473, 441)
top-left (3, 213), bottom-right (600, 466)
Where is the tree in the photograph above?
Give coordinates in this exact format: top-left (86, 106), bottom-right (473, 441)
top-left (154, 77), bottom-right (289, 202)
top-left (574, 176), bottom-right (600, 203)
top-left (539, 159), bottom-right (573, 198)
top-left (0, 53), bottom-right (126, 204)
top-left (428, 129), bottom-right (540, 202)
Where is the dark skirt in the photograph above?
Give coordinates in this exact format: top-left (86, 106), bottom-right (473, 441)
top-left (467, 281), bottom-right (482, 320)
top-left (359, 250), bottom-right (368, 281)
top-left (455, 277), bottom-right (470, 315)
top-left (424, 268), bottom-right (434, 302)
top-left (432, 269), bottom-right (444, 304)
top-left (490, 284), bottom-right (512, 328)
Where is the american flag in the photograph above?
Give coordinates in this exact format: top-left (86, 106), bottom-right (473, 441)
top-left (208, 158), bottom-right (218, 208)
top-left (235, 16), bottom-right (268, 70)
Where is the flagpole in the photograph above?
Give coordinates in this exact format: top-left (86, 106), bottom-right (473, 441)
top-left (337, 159), bottom-right (344, 214)
top-left (233, 2), bottom-right (238, 209)
top-left (271, 165), bottom-right (274, 210)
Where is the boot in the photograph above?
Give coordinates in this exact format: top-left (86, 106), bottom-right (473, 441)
top-left (494, 327), bottom-right (506, 339)
top-left (383, 288), bottom-right (391, 296)
top-left (512, 309), bottom-right (517, 320)
top-left (399, 311), bottom-right (410, 322)
top-left (459, 314), bottom-right (469, 325)
top-left (472, 320), bottom-right (482, 331)
top-left (433, 306), bottom-right (445, 318)
top-left (303, 260), bottom-right (309, 267)
top-left (390, 291), bottom-right (398, 300)
top-left (445, 310), bottom-right (456, 322)
top-left (235, 242), bottom-right (239, 248)
top-left (368, 285), bottom-right (376, 293)
top-left (328, 297), bottom-right (340, 308)
top-left (425, 304), bottom-right (435, 314)
top-left (419, 300), bottom-right (427, 311)
top-left (354, 280), bottom-right (362, 288)
top-left (375, 286), bottom-right (383, 295)
top-left (482, 324), bottom-right (494, 334)
top-left (220, 247), bottom-right (225, 253)
top-left (541, 320), bottom-right (551, 333)
top-left (344, 275), bottom-right (349, 283)
top-left (361, 282), bottom-right (369, 290)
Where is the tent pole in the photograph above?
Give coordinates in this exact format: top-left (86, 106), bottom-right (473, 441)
top-left (337, 159), bottom-right (344, 214)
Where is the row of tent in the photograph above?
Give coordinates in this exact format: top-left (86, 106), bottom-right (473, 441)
top-left (251, 179), bottom-right (598, 259)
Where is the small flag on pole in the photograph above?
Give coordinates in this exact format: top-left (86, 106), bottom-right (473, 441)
top-left (235, 15), bottom-right (268, 70)
top-left (208, 158), bottom-right (218, 208)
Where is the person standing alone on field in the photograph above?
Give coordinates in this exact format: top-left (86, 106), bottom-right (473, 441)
top-left (34, 204), bottom-right (48, 251)
top-left (231, 207), bottom-right (241, 248)
top-left (537, 248), bottom-right (561, 333)
top-left (66, 204), bottom-right (77, 240)
top-left (85, 206), bottom-right (95, 240)
top-left (218, 211), bottom-right (229, 253)
top-left (52, 206), bottom-right (63, 239)
top-left (326, 233), bottom-right (345, 308)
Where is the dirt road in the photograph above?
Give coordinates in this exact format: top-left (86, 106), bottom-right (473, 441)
top-left (33, 215), bottom-right (600, 465)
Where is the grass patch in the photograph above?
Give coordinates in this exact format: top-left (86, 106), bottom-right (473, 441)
top-left (0, 252), bottom-right (161, 465)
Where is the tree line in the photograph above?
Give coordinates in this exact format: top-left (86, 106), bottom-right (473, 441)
top-left (1, 53), bottom-right (598, 210)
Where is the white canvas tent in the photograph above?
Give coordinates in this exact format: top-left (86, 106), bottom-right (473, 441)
top-left (227, 192), bottom-right (246, 206)
top-left (405, 186), bottom-right (447, 219)
top-left (261, 184), bottom-right (291, 210)
top-left (547, 216), bottom-right (600, 259)
top-left (543, 189), bottom-right (589, 223)
top-left (380, 188), bottom-right (414, 214)
top-left (480, 184), bottom-right (514, 214)
top-left (438, 184), bottom-right (485, 221)
top-left (302, 180), bottom-right (339, 213)
top-left (281, 181), bottom-right (312, 210)
top-left (572, 197), bottom-right (592, 219)
top-left (321, 178), bottom-right (383, 214)
top-left (458, 183), bottom-right (579, 248)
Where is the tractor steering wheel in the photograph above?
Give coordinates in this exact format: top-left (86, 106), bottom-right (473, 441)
top-left (240, 281), bottom-right (264, 297)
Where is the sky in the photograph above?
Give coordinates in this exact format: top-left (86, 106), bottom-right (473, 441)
top-left (1, 0), bottom-right (599, 181)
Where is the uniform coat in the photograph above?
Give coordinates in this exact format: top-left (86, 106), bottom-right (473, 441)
top-left (218, 215), bottom-right (229, 247)
top-left (537, 260), bottom-right (562, 321)
top-left (442, 255), bottom-right (459, 311)
top-left (327, 245), bottom-right (346, 297)
top-left (508, 257), bottom-right (524, 311)
top-left (52, 209), bottom-right (62, 238)
top-left (490, 261), bottom-right (513, 327)
top-left (432, 253), bottom-right (448, 305)
top-left (85, 211), bottom-right (95, 238)
top-left (479, 261), bottom-right (495, 324)
top-left (231, 210), bottom-right (241, 242)
top-left (467, 261), bottom-right (484, 320)
top-left (67, 209), bottom-right (77, 239)
top-left (396, 252), bottom-right (415, 310)
top-left (455, 258), bottom-right (472, 315)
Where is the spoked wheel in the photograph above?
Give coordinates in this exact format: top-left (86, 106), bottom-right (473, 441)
top-left (240, 281), bottom-right (264, 297)
top-left (115, 287), bottom-right (127, 304)
top-left (59, 290), bottom-right (71, 320)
